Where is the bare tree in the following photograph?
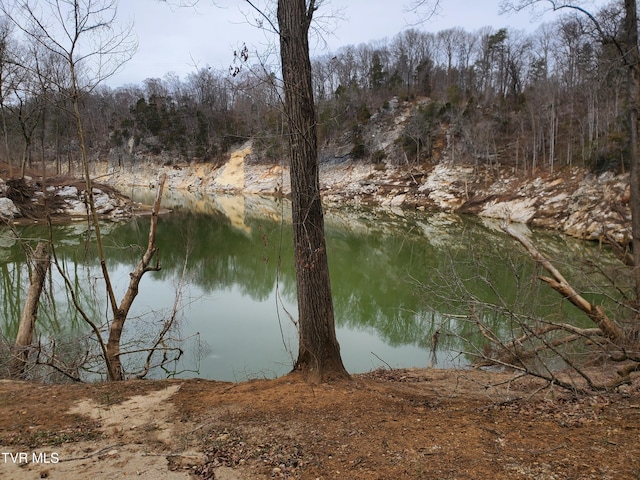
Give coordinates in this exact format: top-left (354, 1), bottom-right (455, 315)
top-left (0, 0), bottom-right (162, 381)
top-left (276, 0), bottom-right (348, 382)
top-left (9, 71), bottom-right (42, 178)
top-left (501, 0), bottom-right (640, 310)
top-left (206, 0), bottom-right (349, 381)
top-left (405, 0), bottom-right (442, 24)
top-left (401, 0), bottom-right (639, 391)
top-left (9, 241), bottom-right (49, 378)
top-left (623, 0), bottom-right (640, 304)
top-left (497, 221), bottom-right (639, 391)
top-left (0, 19), bottom-right (20, 176)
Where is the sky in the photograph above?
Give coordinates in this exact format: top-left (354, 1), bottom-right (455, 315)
top-left (108, 0), bottom-right (608, 88)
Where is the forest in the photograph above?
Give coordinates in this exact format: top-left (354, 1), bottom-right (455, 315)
top-left (0, 1), bottom-right (632, 177)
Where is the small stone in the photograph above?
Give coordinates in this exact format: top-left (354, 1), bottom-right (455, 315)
top-left (0, 197), bottom-right (20, 219)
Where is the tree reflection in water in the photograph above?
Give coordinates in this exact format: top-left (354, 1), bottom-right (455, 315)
top-left (0, 193), bottom-right (624, 380)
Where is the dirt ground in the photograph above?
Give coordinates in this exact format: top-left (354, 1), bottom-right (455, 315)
top-left (0, 369), bottom-right (638, 479)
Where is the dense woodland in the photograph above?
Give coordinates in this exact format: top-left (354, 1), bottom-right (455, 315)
top-left (0, 1), bottom-right (633, 177)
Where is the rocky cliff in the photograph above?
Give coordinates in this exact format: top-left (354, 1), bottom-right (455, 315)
top-left (103, 145), bottom-right (630, 246)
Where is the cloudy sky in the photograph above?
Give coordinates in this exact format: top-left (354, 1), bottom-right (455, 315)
top-left (108, 0), bottom-right (607, 88)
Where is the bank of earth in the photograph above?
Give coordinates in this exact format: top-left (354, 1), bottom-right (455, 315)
top-left (0, 144), bottom-right (632, 248)
top-left (0, 368), bottom-right (639, 479)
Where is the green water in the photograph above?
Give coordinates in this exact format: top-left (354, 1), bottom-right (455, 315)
top-left (0, 192), bottom-right (627, 380)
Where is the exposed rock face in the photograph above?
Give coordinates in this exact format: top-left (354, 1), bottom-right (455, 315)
top-left (104, 149), bottom-right (631, 246)
top-left (61, 188), bottom-right (126, 217)
top-left (480, 197), bottom-right (538, 224)
top-left (463, 169), bottom-right (630, 243)
top-left (98, 95), bottom-right (632, 246)
top-left (417, 163), bottom-right (473, 210)
top-left (561, 172), bottom-right (629, 243)
top-left (2, 91), bottom-right (628, 244)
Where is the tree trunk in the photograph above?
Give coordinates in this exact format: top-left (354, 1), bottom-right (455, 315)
top-left (0, 105), bottom-right (12, 177)
top-left (105, 310), bottom-right (126, 381)
top-left (10, 242), bottom-right (49, 378)
top-left (277, 0), bottom-right (348, 382)
top-left (104, 175), bottom-right (165, 381)
top-left (624, 0), bottom-right (640, 304)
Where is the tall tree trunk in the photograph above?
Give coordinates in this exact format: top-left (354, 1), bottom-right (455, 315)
top-left (0, 105), bottom-right (12, 177)
top-left (624, 0), bottom-right (640, 304)
top-left (277, 0), bottom-right (348, 382)
top-left (10, 242), bottom-right (49, 378)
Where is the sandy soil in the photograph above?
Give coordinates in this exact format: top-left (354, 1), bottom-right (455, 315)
top-left (0, 369), bottom-right (639, 479)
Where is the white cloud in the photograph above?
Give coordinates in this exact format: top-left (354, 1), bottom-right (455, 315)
top-left (108, 0), bottom-right (609, 88)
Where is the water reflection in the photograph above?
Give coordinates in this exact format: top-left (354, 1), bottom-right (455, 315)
top-left (0, 191), bottom-right (625, 380)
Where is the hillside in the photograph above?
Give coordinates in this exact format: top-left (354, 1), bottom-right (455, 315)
top-left (103, 96), bottom-right (632, 247)
top-left (0, 93), bottom-right (631, 251)
top-left (1, 2), bottom-right (635, 244)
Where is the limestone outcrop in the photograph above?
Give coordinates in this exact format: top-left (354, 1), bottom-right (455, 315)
top-left (103, 148), bottom-right (631, 245)
top-left (2, 155), bottom-right (621, 245)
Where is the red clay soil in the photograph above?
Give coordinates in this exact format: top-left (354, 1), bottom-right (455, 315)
top-left (0, 368), bottom-right (638, 479)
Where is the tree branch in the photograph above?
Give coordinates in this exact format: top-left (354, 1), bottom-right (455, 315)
top-left (503, 221), bottom-right (624, 342)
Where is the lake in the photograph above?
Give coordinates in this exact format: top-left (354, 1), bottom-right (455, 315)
top-left (0, 191), bottom-right (625, 381)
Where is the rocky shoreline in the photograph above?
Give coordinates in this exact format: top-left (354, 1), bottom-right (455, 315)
top-left (104, 146), bottom-right (631, 245)
top-left (0, 175), bottom-right (132, 223)
top-left (0, 149), bottom-right (631, 247)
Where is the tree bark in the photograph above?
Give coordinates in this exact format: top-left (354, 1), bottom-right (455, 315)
top-left (10, 242), bottom-right (49, 378)
top-left (277, 0), bottom-right (348, 382)
top-left (624, 0), bottom-right (640, 304)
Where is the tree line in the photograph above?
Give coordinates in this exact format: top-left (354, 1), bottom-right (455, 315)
top-left (0, 1), bottom-right (632, 176)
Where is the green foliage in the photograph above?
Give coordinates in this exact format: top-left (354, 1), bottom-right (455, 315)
top-left (355, 103), bottom-right (371, 123)
top-left (110, 129), bottom-right (125, 147)
top-left (371, 149), bottom-right (386, 163)
top-left (370, 52), bottom-right (386, 90)
top-left (0, 2), bottom-right (633, 175)
top-left (348, 124), bottom-right (367, 159)
top-left (113, 89), bottom-right (255, 161)
top-left (487, 28), bottom-right (508, 53)
top-left (591, 131), bottom-right (629, 173)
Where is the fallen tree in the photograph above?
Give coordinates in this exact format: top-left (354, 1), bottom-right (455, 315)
top-left (471, 220), bottom-right (640, 392)
top-left (417, 215), bottom-right (639, 394)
